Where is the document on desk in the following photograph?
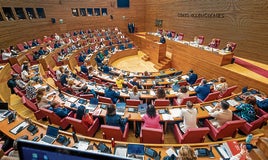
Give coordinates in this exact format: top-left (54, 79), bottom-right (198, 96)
top-left (181, 75), bottom-right (189, 80)
top-left (226, 99), bottom-right (239, 106)
top-left (254, 95), bottom-right (263, 101)
top-left (73, 140), bottom-right (89, 151)
top-left (10, 121), bottom-right (29, 135)
top-left (204, 105), bottom-right (213, 112)
top-left (215, 145), bottom-right (230, 159)
top-left (68, 97), bottom-right (77, 103)
top-left (166, 148), bottom-right (178, 157)
top-left (149, 90), bottom-right (156, 96)
top-left (162, 114), bottom-right (174, 120)
top-left (169, 108), bottom-right (181, 118)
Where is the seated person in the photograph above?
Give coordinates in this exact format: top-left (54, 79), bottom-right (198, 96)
top-left (46, 44), bottom-right (53, 53)
top-left (60, 70), bottom-right (70, 86)
top-left (32, 39), bottom-right (39, 47)
top-left (33, 51), bottom-right (40, 61)
top-left (54, 41), bottom-right (61, 48)
top-left (10, 46), bottom-right (18, 56)
top-left (36, 88), bottom-right (55, 109)
top-left (178, 101), bottom-right (198, 133)
top-left (1, 49), bottom-right (12, 60)
top-left (171, 80), bottom-right (180, 92)
top-left (156, 87), bottom-right (166, 99)
top-left (213, 77), bottom-right (228, 94)
top-left (159, 35), bottom-right (166, 44)
top-left (223, 43), bottom-right (232, 52)
top-left (193, 36), bottom-right (199, 44)
top-left (78, 52), bottom-right (86, 63)
top-left (176, 86), bottom-right (189, 104)
top-left (14, 74), bottom-right (26, 90)
top-left (142, 105), bottom-right (161, 129)
top-left (49, 102), bottom-right (70, 118)
top-left (7, 73), bottom-right (18, 94)
top-left (208, 38), bottom-right (217, 48)
top-left (76, 105), bottom-right (94, 127)
top-left (21, 65), bottom-right (31, 82)
top-left (57, 52), bottom-right (65, 62)
top-left (115, 74), bottom-right (124, 89)
top-left (129, 86), bottom-right (141, 100)
top-left (104, 85), bottom-right (120, 104)
top-left (195, 79), bottom-right (211, 101)
top-left (186, 69), bottom-right (198, 85)
top-left (38, 47), bottom-right (47, 55)
top-left (256, 94), bottom-right (268, 112)
top-left (106, 104), bottom-right (128, 132)
top-left (68, 80), bottom-right (87, 93)
top-left (95, 54), bottom-right (103, 67)
top-left (235, 95), bottom-right (257, 123)
top-left (178, 145), bottom-right (197, 160)
top-left (130, 77), bottom-right (142, 89)
top-left (102, 63), bottom-right (111, 74)
top-left (80, 62), bottom-right (89, 74)
top-left (56, 66), bottom-right (64, 80)
top-left (23, 42), bottom-right (30, 50)
top-left (25, 80), bottom-right (37, 100)
top-left (208, 100), bottom-right (232, 128)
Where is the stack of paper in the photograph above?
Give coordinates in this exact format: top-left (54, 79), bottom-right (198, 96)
top-left (68, 97), bottom-right (77, 103)
top-left (169, 108), bottom-right (181, 118)
top-left (162, 114), bottom-right (174, 120)
top-left (204, 105), bottom-right (213, 112)
top-left (226, 99), bottom-right (239, 106)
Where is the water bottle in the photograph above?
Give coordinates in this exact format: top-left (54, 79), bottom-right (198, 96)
top-left (111, 138), bottom-right (115, 147)
top-left (245, 134), bottom-right (253, 144)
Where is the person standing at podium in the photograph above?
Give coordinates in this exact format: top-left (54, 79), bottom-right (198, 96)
top-left (159, 35), bottom-right (166, 44)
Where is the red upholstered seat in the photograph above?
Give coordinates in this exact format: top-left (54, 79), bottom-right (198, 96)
top-left (52, 55), bottom-right (64, 66)
top-left (153, 99), bottom-right (170, 107)
top-left (40, 107), bottom-right (73, 130)
top-left (16, 43), bottom-right (25, 52)
top-left (204, 118), bottom-right (246, 141)
top-left (194, 77), bottom-right (204, 85)
top-left (12, 64), bottom-right (22, 74)
top-left (101, 123), bottom-right (129, 141)
top-left (178, 81), bottom-right (188, 86)
top-left (202, 91), bottom-right (220, 102)
top-left (176, 96), bottom-right (202, 105)
top-left (178, 33), bottom-right (184, 41)
top-left (218, 85), bottom-right (237, 99)
top-left (25, 53), bottom-right (38, 65)
top-left (140, 127), bottom-right (164, 144)
top-left (173, 124), bottom-right (210, 144)
top-left (21, 96), bottom-right (45, 120)
top-left (126, 99), bottom-right (141, 106)
top-left (79, 94), bottom-right (94, 100)
top-left (14, 87), bottom-right (24, 97)
top-left (233, 109), bottom-right (268, 134)
top-left (66, 117), bottom-right (99, 137)
top-left (98, 96), bottom-right (113, 104)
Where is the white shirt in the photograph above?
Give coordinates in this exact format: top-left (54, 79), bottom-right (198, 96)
top-left (2, 51), bottom-right (12, 60)
top-left (129, 92), bottom-right (141, 100)
top-left (21, 70), bottom-right (29, 82)
top-left (56, 70), bottom-right (62, 80)
top-left (179, 108), bottom-right (198, 133)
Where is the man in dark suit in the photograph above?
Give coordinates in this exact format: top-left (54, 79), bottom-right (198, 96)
top-left (159, 35), bottom-right (166, 44)
top-left (195, 79), bottom-right (211, 101)
top-left (186, 69), bottom-right (198, 85)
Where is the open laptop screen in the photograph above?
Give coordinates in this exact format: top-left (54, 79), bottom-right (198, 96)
top-left (116, 102), bottom-right (126, 110)
top-left (46, 126), bottom-right (59, 138)
top-left (0, 103), bottom-right (8, 110)
top-left (138, 104), bottom-right (147, 112)
top-left (17, 139), bottom-right (131, 160)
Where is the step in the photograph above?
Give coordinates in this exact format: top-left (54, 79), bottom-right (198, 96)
top-left (162, 57), bottom-right (171, 63)
top-left (256, 137), bottom-right (268, 157)
top-left (249, 148), bottom-right (267, 160)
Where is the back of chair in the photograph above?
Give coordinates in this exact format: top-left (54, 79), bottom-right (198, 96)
top-left (178, 81), bottom-right (188, 86)
top-left (234, 114), bottom-right (265, 134)
top-left (180, 96), bottom-right (201, 105)
top-left (178, 33), bottom-right (184, 41)
top-left (203, 91), bottom-right (220, 102)
top-left (126, 99), bottom-right (141, 106)
top-left (12, 64), bottom-right (22, 74)
top-left (154, 99), bottom-right (170, 107)
top-left (219, 85), bottom-right (237, 98)
top-left (194, 77), bottom-right (204, 84)
top-left (14, 87), bottom-right (24, 97)
top-left (182, 127), bottom-right (210, 143)
top-left (98, 96), bottom-right (113, 104)
top-left (22, 96), bottom-right (38, 112)
top-left (16, 43), bottom-right (25, 52)
top-left (140, 127), bottom-right (164, 144)
top-left (66, 117), bottom-right (88, 135)
top-left (101, 125), bottom-right (123, 141)
top-left (40, 108), bottom-right (61, 125)
top-left (216, 120), bottom-right (245, 140)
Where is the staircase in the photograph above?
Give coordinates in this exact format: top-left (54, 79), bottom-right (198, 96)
top-left (141, 54), bottom-right (150, 61)
top-left (249, 137), bottom-right (268, 160)
top-left (154, 57), bottom-right (171, 70)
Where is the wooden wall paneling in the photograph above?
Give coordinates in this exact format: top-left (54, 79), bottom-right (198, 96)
top-left (144, 0), bottom-right (268, 64)
top-left (0, 63), bottom-right (12, 103)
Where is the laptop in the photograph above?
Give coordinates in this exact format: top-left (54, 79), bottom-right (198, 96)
top-left (116, 102), bottom-right (126, 116)
top-left (0, 103), bottom-right (11, 121)
top-left (40, 125), bottom-right (59, 144)
top-left (138, 104), bottom-right (147, 115)
top-left (127, 144), bottom-right (145, 160)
